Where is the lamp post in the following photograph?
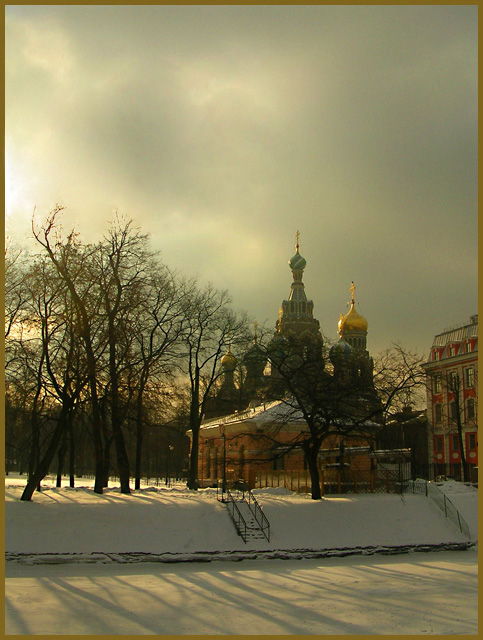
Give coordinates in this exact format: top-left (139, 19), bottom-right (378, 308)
top-left (166, 444), bottom-right (174, 486)
top-left (221, 426), bottom-right (226, 494)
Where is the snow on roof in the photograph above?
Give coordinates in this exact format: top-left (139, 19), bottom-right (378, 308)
top-left (200, 400), bottom-right (305, 431)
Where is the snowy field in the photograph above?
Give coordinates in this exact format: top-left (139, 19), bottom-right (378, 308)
top-left (5, 475), bottom-right (478, 635)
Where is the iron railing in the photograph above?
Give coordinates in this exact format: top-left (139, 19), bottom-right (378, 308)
top-left (217, 483), bottom-right (271, 543)
top-left (245, 489), bottom-right (270, 542)
top-left (426, 482), bottom-right (471, 539)
top-left (224, 488), bottom-right (248, 542)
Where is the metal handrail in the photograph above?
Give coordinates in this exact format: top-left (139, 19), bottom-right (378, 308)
top-left (426, 483), bottom-right (471, 539)
top-left (246, 490), bottom-right (270, 542)
top-left (224, 489), bottom-right (248, 543)
top-left (401, 480), bottom-right (471, 539)
top-left (217, 483), bottom-right (270, 542)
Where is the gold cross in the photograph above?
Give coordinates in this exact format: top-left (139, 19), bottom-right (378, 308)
top-left (295, 230), bottom-right (300, 252)
top-left (350, 281), bottom-right (355, 302)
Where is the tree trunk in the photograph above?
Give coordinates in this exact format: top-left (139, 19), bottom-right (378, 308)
top-left (102, 441), bottom-right (111, 488)
top-left (21, 411), bottom-right (69, 501)
top-left (305, 442), bottom-right (322, 500)
top-left (134, 383), bottom-right (147, 491)
top-left (187, 418), bottom-right (200, 490)
top-left (108, 327), bottom-right (131, 494)
top-left (69, 420), bottom-right (75, 488)
top-left (56, 429), bottom-right (68, 487)
top-left (135, 417), bottom-right (143, 491)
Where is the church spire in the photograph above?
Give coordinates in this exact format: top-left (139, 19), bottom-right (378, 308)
top-left (276, 234), bottom-right (320, 338)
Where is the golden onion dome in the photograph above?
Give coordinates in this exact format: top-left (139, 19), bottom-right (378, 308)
top-left (221, 346), bottom-right (237, 371)
top-left (339, 302), bottom-right (368, 334)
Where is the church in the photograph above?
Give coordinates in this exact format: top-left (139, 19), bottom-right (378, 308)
top-left (192, 234), bottom-right (397, 493)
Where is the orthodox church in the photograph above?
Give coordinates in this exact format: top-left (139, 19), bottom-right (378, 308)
top-left (195, 234), bottom-right (384, 489)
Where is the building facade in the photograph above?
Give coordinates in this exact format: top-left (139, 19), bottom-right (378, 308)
top-left (422, 315), bottom-right (478, 479)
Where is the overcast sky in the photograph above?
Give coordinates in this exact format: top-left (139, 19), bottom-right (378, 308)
top-left (5, 4), bottom-right (478, 356)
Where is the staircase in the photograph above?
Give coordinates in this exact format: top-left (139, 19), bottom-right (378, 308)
top-left (218, 485), bottom-right (270, 543)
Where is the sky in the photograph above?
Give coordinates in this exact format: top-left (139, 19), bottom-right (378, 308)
top-left (5, 4), bottom-right (478, 356)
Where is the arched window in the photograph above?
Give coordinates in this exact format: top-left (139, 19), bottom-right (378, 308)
top-left (239, 445), bottom-right (245, 478)
top-left (205, 448), bottom-right (211, 478)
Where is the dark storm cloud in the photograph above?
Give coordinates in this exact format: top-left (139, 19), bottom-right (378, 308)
top-left (5, 4), bottom-right (477, 354)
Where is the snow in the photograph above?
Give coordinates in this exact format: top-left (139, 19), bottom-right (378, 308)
top-left (4, 475), bottom-right (478, 635)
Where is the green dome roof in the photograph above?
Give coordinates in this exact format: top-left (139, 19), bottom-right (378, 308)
top-left (289, 251), bottom-right (306, 271)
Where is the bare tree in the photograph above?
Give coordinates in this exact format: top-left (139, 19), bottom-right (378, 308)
top-left (248, 339), bottom-right (426, 499)
top-left (18, 254), bottom-right (88, 501)
top-left (127, 266), bottom-right (192, 489)
top-left (31, 207), bottom-right (113, 494)
top-left (183, 284), bottom-right (250, 490)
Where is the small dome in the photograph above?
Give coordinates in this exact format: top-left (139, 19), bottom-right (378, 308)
top-left (289, 251), bottom-right (306, 271)
top-left (329, 338), bottom-right (352, 364)
top-left (338, 303), bottom-right (368, 334)
top-left (268, 332), bottom-right (288, 361)
top-left (244, 342), bottom-right (266, 366)
top-left (221, 347), bottom-right (237, 371)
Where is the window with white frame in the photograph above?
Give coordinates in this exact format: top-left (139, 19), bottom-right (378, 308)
top-left (465, 367), bottom-right (474, 388)
top-left (468, 433), bottom-right (477, 450)
top-left (448, 371), bottom-right (459, 390)
top-left (434, 404), bottom-right (442, 424)
top-left (449, 401), bottom-right (458, 421)
top-left (467, 398), bottom-right (475, 420)
top-left (433, 376), bottom-right (442, 394)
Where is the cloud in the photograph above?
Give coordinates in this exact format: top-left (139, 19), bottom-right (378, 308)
top-left (5, 4), bottom-right (477, 354)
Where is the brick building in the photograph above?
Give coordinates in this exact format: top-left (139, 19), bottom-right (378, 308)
top-left (421, 315), bottom-right (478, 480)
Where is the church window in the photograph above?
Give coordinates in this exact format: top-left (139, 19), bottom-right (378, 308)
top-left (205, 449), bottom-right (211, 478)
top-left (239, 445), bottom-right (245, 474)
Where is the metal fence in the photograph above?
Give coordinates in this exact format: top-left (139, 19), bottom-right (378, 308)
top-left (254, 469), bottom-right (413, 495)
top-left (426, 482), bottom-right (471, 538)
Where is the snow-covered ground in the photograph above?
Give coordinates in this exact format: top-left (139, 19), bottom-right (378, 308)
top-left (5, 475), bottom-right (478, 635)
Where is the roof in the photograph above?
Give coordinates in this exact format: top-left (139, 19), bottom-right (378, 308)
top-left (431, 316), bottom-right (478, 347)
top-left (199, 400), bottom-right (304, 432)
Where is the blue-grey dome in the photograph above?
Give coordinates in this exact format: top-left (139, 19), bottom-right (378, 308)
top-left (329, 338), bottom-right (352, 364)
